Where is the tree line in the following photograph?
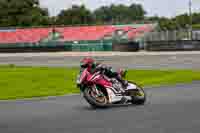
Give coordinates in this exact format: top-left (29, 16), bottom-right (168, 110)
top-left (149, 13), bottom-right (200, 30)
top-left (0, 0), bottom-right (200, 30)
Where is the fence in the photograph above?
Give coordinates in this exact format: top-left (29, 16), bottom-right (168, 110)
top-left (144, 30), bottom-right (200, 42)
top-left (143, 30), bottom-right (200, 51)
top-left (145, 40), bottom-right (200, 51)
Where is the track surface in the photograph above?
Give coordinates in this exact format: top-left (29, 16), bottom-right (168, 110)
top-left (1, 52), bottom-right (200, 133)
top-left (0, 51), bottom-right (200, 69)
top-left (0, 82), bottom-right (200, 133)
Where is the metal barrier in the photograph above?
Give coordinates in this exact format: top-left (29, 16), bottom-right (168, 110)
top-left (146, 40), bottom-right (200, 51)
top-left (142, 30), bottom-right (200, 51)
top-left (144, 30), bottom-right (200, 41)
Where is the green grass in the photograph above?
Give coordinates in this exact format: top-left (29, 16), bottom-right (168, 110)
top-left (0, 65), bottom-right (200, 100)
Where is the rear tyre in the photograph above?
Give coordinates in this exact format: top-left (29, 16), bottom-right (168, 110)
top-left (83, 88), bottom-right (108, 108)
top-left (130, 83), bottom-right (146, 105)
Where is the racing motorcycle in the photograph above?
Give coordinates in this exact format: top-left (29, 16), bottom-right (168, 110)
top-left (76, 67), bottom-right (146, 108)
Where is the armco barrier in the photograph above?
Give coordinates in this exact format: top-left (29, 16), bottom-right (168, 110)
top-left (146, 40), bottom-right (200, 51)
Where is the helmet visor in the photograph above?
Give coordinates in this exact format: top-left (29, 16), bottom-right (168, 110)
top-left (80, 62), bottom-right (88, 68)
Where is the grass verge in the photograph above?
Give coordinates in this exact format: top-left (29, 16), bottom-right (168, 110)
top-left (0, 65), bottom-right (200, 100)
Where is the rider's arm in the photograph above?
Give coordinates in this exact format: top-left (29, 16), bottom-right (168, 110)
top-left (95, 64), bottom-right (114, 76)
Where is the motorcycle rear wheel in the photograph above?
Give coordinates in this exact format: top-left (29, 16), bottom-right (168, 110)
top-left (129, 82), bottom-right (146, 105)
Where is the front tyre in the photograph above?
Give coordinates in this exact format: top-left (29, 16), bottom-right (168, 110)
top-left (83, 88), bottom-right (108, 108)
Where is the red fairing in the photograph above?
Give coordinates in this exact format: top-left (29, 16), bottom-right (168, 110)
top-left (89, 75), bottom-right (112, 88)
top-left (80, 68), bottom-right (112, 88)
top-left (79, 68), bottom-right (90, 84)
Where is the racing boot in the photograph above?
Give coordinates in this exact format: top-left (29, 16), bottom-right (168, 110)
top-left (121, 80), bottom-right (128, 90)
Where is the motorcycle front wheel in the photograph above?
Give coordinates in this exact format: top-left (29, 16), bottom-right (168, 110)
top-left (83, 87), bottom-right (108, 108)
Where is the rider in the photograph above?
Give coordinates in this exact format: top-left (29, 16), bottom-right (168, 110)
top-left (80, 57), bottom-right (128, 89)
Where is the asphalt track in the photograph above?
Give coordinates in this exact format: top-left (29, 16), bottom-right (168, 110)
top-left (0, 51), bottom-right (200, 69)
top-left (0, 52), bottom-right (200, 133)
top-left (0, 81), bottom-right (200, 133)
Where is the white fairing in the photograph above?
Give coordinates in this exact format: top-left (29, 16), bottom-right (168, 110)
top-left (107, 88), bottom-right (123, 103)
top-left (106, 88), bottom-right (131, 103)
top-left (106, 83), bottom-right (138, 103)
top-left (126, 83), bottom-right (137, 90)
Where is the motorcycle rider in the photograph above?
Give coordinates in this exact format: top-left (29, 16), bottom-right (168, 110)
top-left (79, 57), bottom-right (128, 89)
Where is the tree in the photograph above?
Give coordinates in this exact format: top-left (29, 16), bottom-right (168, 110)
top-left (0, 0), bottom-right (50, 27)
top-left (56, 5), bottom-right (94, 25)
top-left (93, 4), bottom-right (146, 24)
top-left (192, 13), bottom-right (200, 24)
top-left (158, 17), bottom-right (178, 30)
top-left (174, 14), bottom-right (190, 28)
top-left (157, 12), bottom-right (200, 30)
top-left (94, 6), bottom-right (112, 24)
top-left (129, 4), bottom-right (146, 20)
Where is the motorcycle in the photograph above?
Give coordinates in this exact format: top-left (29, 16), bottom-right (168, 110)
top-left (76, 67), bottom-right (146, 108)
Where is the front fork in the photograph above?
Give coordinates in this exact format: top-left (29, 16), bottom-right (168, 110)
top-left (79, 84), bottom-right (103, 96)
top-left (91, 85), bottom-right (105, 97)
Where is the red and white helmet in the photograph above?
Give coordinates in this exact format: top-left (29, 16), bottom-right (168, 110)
top-left (80, 57), bottom-right (95, 68)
